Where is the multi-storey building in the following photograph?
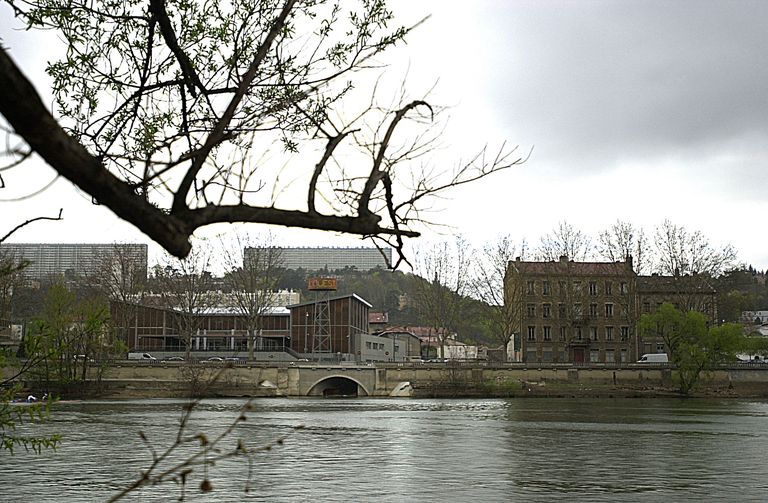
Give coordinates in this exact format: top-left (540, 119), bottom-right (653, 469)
top-left (507, 256), bottom-right (723, 364)
top-left (636, 274), bottom-right (718, 356)
top-left (507, 256), bottom-right (637, 364)
top-left (0, 243), bottom-right (148, 281)
top-left (245, 246), bottom-right (391, 271)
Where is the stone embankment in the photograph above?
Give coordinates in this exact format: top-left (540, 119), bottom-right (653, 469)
top-left (8, 362), bottom-right (768, 399)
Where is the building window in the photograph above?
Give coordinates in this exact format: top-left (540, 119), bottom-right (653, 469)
top-left (559, 326), bottom-right (566, 341)
top-left (543, 281), bottom-right (551, 295)
top-left (620, 282), bottom-right (628, 294)
top-left (558, 303), bottom-right (566, 318)
top-left (573, 303), bottom-right (582, 316)
top-left (589, 303), bottom-right (598, 317)
top-left (527, 280), bottom-right (535, 295)
top-left (527, 326), bottom-right (536, 341)
top-left (590, 350), bottom-right (600, 363)
top-left (542, 350), bottom-right (553, 362)
top-left (590, 326), bottom-right (598, 341)
top-left (559, 281), bottom-right (567, 294)
top-left (621, 348), bottom-right (628, 362)
top-left (656, 343), bottom-right (665, 353)
top-left (573, 281), bottom-right (582, 295)
top-left (643, 302), bottom-right (650, 313)
top-left (606, 326), bottom-right (613, 341)
top-left (589, 281), bottom-right (597, 295)
top-left (604, 281), bottom-right (612, 295)
top-left (605, 349), bottom-right (615, 363)
top-left (527, 304), bottom-right (536, 317)
top-left (575, 327), bottom-right (583, 341)
top-left (543, 326), bottom-right (552, 341)
top-left (542, 303), bottom-right (551, 318)
top-left (605, 303), bottom-right (614, 318)
top-left (621, 326), bottom-right (629, 341)
top-left (366, 341), bottom-right (372, 349)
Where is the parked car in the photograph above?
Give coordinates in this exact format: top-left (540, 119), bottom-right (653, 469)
top-left (163, 356), bottom-right (184, 362)
top-left (205, 356), bottom-right (224, 362)
top-left (224, 357), bottom-right (241, 362)
top-left (142, 353), bottom-right (157, 361)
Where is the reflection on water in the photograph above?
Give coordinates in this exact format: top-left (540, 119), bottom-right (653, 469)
top-left (2, 398), bottom-right (768, 502)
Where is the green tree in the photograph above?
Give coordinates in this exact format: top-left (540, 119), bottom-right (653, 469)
top-left (0, 354), bottom-right (61, 453)
top-left (25, 283), bottom-right (114, 392)
top-left (639, 303), bottom-right (745, 394)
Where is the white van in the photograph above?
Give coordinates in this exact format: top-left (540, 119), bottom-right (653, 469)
top-left (637, 353), bottom-right (668, 363)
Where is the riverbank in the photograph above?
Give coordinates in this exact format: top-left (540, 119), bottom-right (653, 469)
top-left (9, 362), bottom-right (768, 399)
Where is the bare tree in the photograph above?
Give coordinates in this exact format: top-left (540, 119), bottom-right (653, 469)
top-left (596, 219), bottom-right (650, 274)
top-left (411, 238), bottom-right (471, 358)
top-left (0, 1), bottom-right (526, 265)
top-left (653, 219), bottom-right (736, 277)
top-left (472, 235), bottom-right (526, 361)
top-left (537, 221), bottom-right (592, 261)
top-left (92, 244), bottom-right (148, 348)
top-left (153, 247), bottom-right (220, 360)
top-left (221, 233), bottom-right (284, 360)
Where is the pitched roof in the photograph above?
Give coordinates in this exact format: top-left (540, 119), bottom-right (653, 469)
top-left (287, 293), bottom-right (372, 309)
top-left (509, 258), bottom-right (631, 276)
top-left (369, 312), bottom-right (389, 324)
top-left (637, 275), bottom-right (716, 294)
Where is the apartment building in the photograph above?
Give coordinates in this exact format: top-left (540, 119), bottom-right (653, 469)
top-left (636, 274), bottom-right (718, 356)
top-left (246, 246), bottom-right (391, 271)
top-left (507, 256), bottom-right (637, 364)
top-left (0, 243), bottom-right (148, 281)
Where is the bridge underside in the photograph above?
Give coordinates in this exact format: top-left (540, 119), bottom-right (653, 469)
top-left (307, 376), bottom-right (369, 397)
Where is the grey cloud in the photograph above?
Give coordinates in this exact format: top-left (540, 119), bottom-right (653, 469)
top-left (475, 1), bottom-right (768, 173)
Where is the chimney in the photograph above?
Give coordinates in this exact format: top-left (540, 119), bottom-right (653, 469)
top-left (559, 255), bottom-right (568, 263)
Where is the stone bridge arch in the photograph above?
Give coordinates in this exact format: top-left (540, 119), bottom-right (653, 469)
top-left (306, 375), bottom-right (371, 397)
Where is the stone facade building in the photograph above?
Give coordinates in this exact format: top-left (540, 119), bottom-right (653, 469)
top-left (507, 256), bottom-right (637, 364)
top-left (507, 256), bottom-right (721, 364)
top-left (636, 274), bottom-right (718, 356)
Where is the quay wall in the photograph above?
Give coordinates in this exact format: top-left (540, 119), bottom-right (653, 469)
top-left (8, 362), bottom-right (768, 398)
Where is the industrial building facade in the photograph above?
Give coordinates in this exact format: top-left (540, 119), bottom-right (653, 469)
top-left (113, 293), bottom-right (383, 361)
top-left (245, 246), bottom-right (391, 271)
top-left (0, 243), bottom-right (148, 280)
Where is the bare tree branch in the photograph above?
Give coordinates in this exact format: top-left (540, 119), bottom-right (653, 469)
top-left (0, 208), bottom-right (63, 244)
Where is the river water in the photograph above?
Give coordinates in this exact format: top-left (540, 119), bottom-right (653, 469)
top-left (2, 398), bottom-right (768, 502)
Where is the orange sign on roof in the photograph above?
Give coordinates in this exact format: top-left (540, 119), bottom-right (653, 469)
top-left (308, 277), bottom-right (337, 291)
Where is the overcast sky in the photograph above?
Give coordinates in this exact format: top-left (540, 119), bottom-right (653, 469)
top-left (2, 1), bottom-right (767, 270)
